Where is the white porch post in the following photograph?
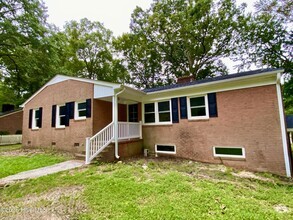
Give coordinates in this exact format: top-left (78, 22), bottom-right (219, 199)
top-left (113, 93), bottom-right (120, 159)
top-left (85, 137), bottom-right (90, 164)
top-left (139, 121), bottom-right (142, 139)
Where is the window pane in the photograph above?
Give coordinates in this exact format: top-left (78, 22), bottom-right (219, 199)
top-left (35, 109), bottom-right (40, 118)
top-left (157, 145), bottom-right (175, 152)
top-left (191, 107), bottom-right (206, 116)
top-left (145, 103), bottom-right (154, 113)
top-left (190, 97), bottom-right (205, 107)
top-left (215, 148), bottom-right (243, 156)
top-left (129, 104), bottom-right (138, 122)
top-left (79, 110), bottom-right (86, 117)
top-left (78, 102), bottom-right (86, 110)
top-left (60, 116), bottom-right (66, 125)
top-left (145, 113), bottom-right (155, 123)
top-left (35, 118), bottom-right (40, 127)
top-left (60, 106), bottom-right (66, 115)
top-left (159, 112), bottom-right (170, 122)
top-left (158, 101), bottom-right (170, 112)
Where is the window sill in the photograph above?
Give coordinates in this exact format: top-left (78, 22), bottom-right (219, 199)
top-left (143, 122), bottom-right (173, 126)
top-left (55, 126), bottom-right (65, 130)
top-left (188, 117), bottom-right (209, 122)
top-left (31, 128), bottom-right (39, 131)
top-left (214, 156), bottom-right (246, 161)
top-left (74, 117), bottom-right (86, 121)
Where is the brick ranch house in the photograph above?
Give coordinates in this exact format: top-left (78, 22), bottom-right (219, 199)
top-left (21, 68), bottom-right (292, 177)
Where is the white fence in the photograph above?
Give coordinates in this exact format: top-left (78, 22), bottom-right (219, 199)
top-left (0, 135), bottom-right (22, 145)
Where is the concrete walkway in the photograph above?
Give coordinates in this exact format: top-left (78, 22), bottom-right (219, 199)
top-left (0, 160), bottom-right (84, 186)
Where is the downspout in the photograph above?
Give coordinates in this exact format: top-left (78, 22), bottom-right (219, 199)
top-left (276, 73), bottom-right (292, 177)
top-left (113, 87), bottom-right (125, 159)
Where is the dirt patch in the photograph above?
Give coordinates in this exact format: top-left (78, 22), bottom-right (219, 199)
top-left (232, 171), bottom-right (273, 182)
top-left (274, 204), bottom-right (290, 213)
top-left (0, 186), bottom-right (87, 219)
top-left (0, 149), bottom-right (45, 157)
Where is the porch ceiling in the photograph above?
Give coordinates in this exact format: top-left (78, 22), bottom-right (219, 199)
top-left (94, 86), bottom-right (145, 104)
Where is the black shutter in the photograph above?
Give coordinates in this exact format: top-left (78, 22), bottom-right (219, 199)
top-left (86, 99), bottom-right (91, 118)
top-left (65, 103), bottom-right (70, 126)
top-left (171, 98), bottom-right (179, 123)
top-left (180, 97), bottom-right (187, 119)
top-left (38, 107), bottom-right (43, 128)
top-left (29, 109), bottom-right (33, 129)
top-left (208, 93), bottom-right (218, 117)
top-left (69, 102), bottom-right (75, 119)
top-left (51, 105), bottom-right (56, 127)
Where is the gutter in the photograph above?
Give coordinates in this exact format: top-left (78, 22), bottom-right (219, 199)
top-left (113, 86), bottom-right (126, 159)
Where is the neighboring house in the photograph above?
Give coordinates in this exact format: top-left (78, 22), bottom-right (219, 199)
top-left (21, 68), bottom-right (292, 177)
top-left (286, 115), bottom-right (293, 145)
top-left (0, 109), bottom-right (23, 134)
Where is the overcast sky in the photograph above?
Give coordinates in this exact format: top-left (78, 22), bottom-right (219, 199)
top-left (44, 0), bottom-right (255, 36)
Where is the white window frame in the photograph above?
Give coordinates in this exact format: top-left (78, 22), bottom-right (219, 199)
top-left (143, 100), bottom-right (172, 125)
top-left (155, 144), bottom-right (176, 155)
top-left (213, 146), bottom-right (246, 159)
top-left (32, 108), bottom-right (40, 130)
top-left (75, 101), bottom-right (87, 120)
top-left (187, 94), bottom-right (209, 120)
top-left (56, 104), bottom-right (66, 128)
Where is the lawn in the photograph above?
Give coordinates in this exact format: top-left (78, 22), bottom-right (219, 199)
top-left (0, 145), bottom-right (72, 178)
top-left (0, 156), bottom-right (292, 219)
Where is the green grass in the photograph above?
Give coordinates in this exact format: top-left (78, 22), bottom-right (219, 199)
top-left (0, 144), bottom-right (22, 152)
top-left (0, 146), bottom-right (71, 178)
top-left (0, 159), bottom-right (292, 219)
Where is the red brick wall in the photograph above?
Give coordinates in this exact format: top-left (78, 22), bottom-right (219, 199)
top-left (0, 110), bottom-right (23, 134)
top-left (92, 99), bottom-right (127, 134)
top-left (22, 80), bottom-right (93, 153)
top-left (142, 85), bottom-right (287, 176)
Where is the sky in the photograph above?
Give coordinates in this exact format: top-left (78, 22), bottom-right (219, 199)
top-left (44, 0), bottom-right (255, 36)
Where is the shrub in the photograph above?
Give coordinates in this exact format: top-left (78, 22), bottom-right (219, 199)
top-left (0, 131), bottom-right (9, 135)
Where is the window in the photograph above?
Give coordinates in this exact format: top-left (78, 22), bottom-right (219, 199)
top-left (158, 101), bottom-right (171, 122)
top-left (32, 108), bottom-right (41, 129)
top-left (56, 104), bottom-right (66, 128)
top-left (188, 95), bottom-right (209, 119)
top-left (144, 100), bottom-right (171, 124)
top-left (155, 144), bottom-right (176, 154)
top-left (128, 104), bottom-right (138, 122)
top-left (75, 101), bottom-right (86, 120)
top-left (213, 147), bottom-right (245, 159)
top-left (144, 103), bottom-right (155, 123)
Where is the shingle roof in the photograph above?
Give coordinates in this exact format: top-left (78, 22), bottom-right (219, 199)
top-left (286, 115), bottom-right (293, 129)
top-left (143, 68), bottom-right (283, 93)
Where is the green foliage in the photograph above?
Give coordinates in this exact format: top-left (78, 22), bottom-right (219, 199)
top-left (114, 0), bottom-right (245, 88)
top-left (61, 18), bottom-right (129, 83)
top-left (0, 150), bottom-right (70, 178)
top-left (233, 0), bottom-right (292, 113)
top-left (0, 131), bottom-right (10, 135)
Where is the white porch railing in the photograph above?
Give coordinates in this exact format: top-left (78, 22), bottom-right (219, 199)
top-left (118, 121), bottom-right (142, 140)
top-left (86, 121), bottom-right (142, 164)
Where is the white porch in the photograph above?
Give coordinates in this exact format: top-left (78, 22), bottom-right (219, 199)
top-left (85, 85), bottom-right (145, 164)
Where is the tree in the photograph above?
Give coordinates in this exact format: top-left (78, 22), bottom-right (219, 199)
top-left (233, 0), bottom-right (292, 113)
top-left (62, 18), bottom-right (129, 83)
top-left (114, 0), bottom-right (246, 88)
top-left (0, 0), bottom-right (50, 106)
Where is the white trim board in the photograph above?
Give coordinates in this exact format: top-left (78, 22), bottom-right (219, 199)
top-left (276, 73), bottom-right (291, 177)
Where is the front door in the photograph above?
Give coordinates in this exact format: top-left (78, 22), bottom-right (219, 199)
top-left (128, 104), bottom-right (138, 122)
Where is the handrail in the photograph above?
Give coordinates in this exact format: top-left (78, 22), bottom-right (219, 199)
top-left (90, 122), bottom-right (114, 141)
top-left (85, 121), bottom-right (142, 164)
